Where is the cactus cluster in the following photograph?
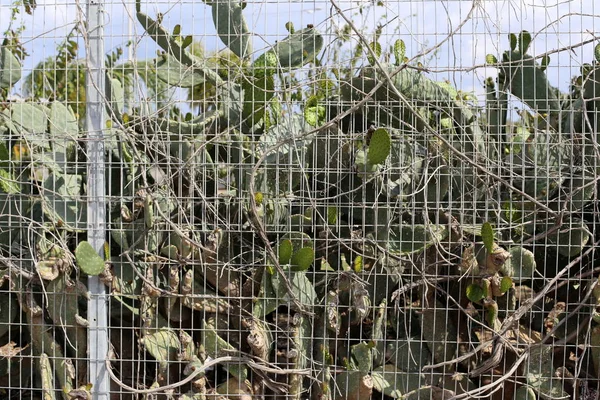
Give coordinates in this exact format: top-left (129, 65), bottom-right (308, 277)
top-left (1, 1), bottom-right (600, 398)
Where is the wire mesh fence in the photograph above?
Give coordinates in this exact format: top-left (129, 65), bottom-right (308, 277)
top-left (0, 0), bottom-right (599, 399)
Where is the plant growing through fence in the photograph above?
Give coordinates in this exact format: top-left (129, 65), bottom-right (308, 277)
top-left (1, 0), bottom-right (600, 399)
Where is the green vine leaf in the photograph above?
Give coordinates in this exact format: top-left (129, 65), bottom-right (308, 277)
top-left (466, 283), bottom-right (485, 303)
top-left (595, 43), bottom-right (600, 63)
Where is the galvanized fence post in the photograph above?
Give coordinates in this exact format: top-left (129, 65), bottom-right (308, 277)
top-left (85, 0), bottom-right (109, 398)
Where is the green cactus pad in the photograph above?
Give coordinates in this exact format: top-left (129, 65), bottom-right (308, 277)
top-left (515, 386), bottom-right (537, 400)
top-left (499, 50), bottom-right (560, 115)
top-left (385, 224), bottom-right (448, 255)
top-left (547, 219), bottom-right (590, 257)
top-left (526, 346), bottom-right (568, 399)
top-left (75, 241), bottom-right (105, 276)
top-left (255, 27), bottom-right (323, 72)
top-left (42, 174), bottom-right (86, 231)
top-left (271, 270), bottom-right (317, 311)
top-left (203, 319), bottom-right (248, 381)
top-left (9, 102), bottom-right (49, 135)
top-left (210, 0), bottom-right (252, 59)
top-left (374, 338), bottom-right (431, 372)
top-left (518, 31), bottom-right (533, 54)
top-left (368, 128), bottom-right (391, 165)
top-left (501, 246), bottom-right (536, 280)
top-left (290, 247), bottom-right (315, 272)
top-left (351, 341), bottom-right (374, 372)
top-left (153, 54), bottom-right (206, 87)
top-left (141, 329), bottom-right (181, 371)
top-left (393, 39), bottom-right (406, 66)
top-left (334, 371), bottom-right (373, 400)
top-left (371, 364), bottom-right (425, 398)
top-left (0, 47), bottom-right (21, 90)
top-left (278, 239), bottom-right (293, 265)
top-left (481, 222), bottom-right (495, 253)
top-left (0, 292), bottom-right (19, 339)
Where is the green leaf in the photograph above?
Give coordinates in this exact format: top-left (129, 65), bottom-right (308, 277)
top-left (290, 247), bottom-right (315, 271)
top-left (485, 54), bottom-right (498, 64)
top-left (368, 128), bottom-right (391, 165)
top-left (393, 39), bottom-right (406, 66)
top-left (466, 283), bottom-right (485, 303)
top-left (172, 24), bottom-right (181, 36)
top-left (595, 43), bottom-right (600, 63)
top-left (518, 30), bottom-right (532, 54)
top-left (75, 241), bottom-right (105, 276)
top-left (509, 33), bottom-right (518, 51)
top-left (499, 276), bottom-right (513, 295)
top-left (278, 239), bottom-right (293, 265)
top-left (481, 222), bottom-right (495, 253)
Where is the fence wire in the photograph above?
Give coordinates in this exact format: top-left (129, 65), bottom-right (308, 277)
top-left (0, 0), bottom-right (599, 399)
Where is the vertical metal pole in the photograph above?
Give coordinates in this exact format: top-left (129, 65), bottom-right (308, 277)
top-left (86, 0), bottom-right (109, 398)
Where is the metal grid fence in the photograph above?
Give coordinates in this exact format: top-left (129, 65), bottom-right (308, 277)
top-left (0, 0), bottom-right (599, 399)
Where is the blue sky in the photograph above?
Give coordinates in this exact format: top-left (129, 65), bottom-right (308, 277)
top-left (0, 0), bottom-right (597, 99)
